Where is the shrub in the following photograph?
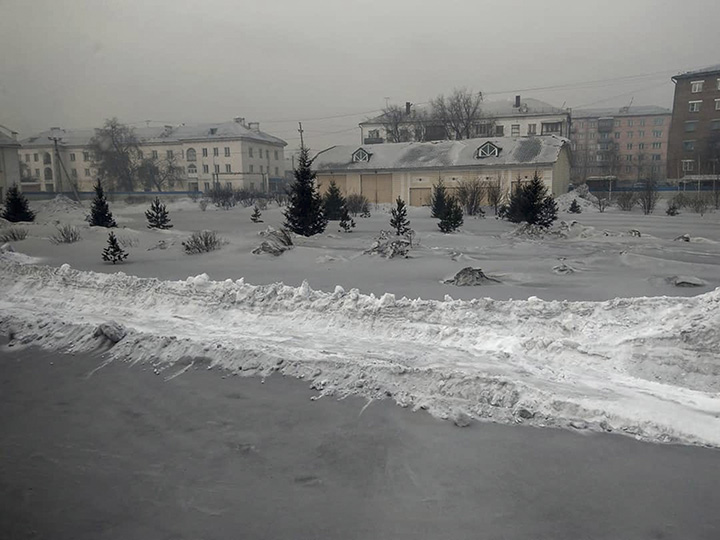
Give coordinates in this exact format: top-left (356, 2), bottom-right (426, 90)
top-left (430, 179), bottom-right (448, 219)
top-left (250, 206), bottom-right (263, 223)
top-left (283, 146), bottom-right (327, 236)
top-left (206, 185), bottom-right (235, 209)
top-left (339, 207), bottom-right (355, 232)
top-left (390, 197), bottom-right (411, 236)
top-left (0, 226), bottom-right (28, 242)
top-left (505, 172), bottom-right (557, 228)
top-left (2, 185), bottom-right (36, 222)
top-left (322, 180), bottom-right (346, 220)
top-left (666, 198), bottom-right (681, 216)
top-left (484, 179), bottom-right (504, 215)
top-left (50, 224), bottom-right (82, 244)
top-left (233, 189), bottom-right (257, 208)
top-left (346, 193), bottom-right (371, 217)
top-left (199, 199), bottom-right (208, 211)
top-left (636, 180), bottom-right (660, 215)
top-left (438, 196), bottom-right (464, 233)
top-left (687, 193), bottom-right (712, 216)
top-left (102, 232), bottom-right (128, 264)
top-left (595, 198), bottom-right (610, 213)
top-left (568, 198), bottom-right (582, 214)
top-left (117, 235), bottom-right (139, 248)
top-left (145, 197), bottom-right (173, 229)
top-left (616, 192), bottom-right (636, 211)
top-left (88, 179), bottom-right (117, 227)
top-left (182, 230), bottom-right (223, 254)
top-left (456, 179), bottom-right (485, 217)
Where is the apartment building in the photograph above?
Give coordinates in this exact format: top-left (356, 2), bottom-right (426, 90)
top-left (0, 127), bottom-right (21, 201)
top-left (570, 106), bottom-right (671, 183)
top-left (359, 97), bottom-right (571, 144)
top-left (666, 64), bottom-right (720, 180)
top-left (18, 118), bottom-right (287, 193)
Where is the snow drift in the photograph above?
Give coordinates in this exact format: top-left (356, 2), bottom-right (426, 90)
top-left (1, 256), bottom-right (719, 447)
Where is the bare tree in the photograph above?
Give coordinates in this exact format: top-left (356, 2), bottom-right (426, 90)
top-left (636, 179), bottom-right (660, 215)
top-left (88, 118), bottom-right (141, 191)
top-left (484, 178), bottom-right (504, 215)
top-left (594, 197), bottom-right (610, 213)
top-left (456, 178), bottom-right (486, 216)
top-left (380, 104), bottom-right (412, 143)
top-left (431, 88), bottom-right (484, 140)
top-left (687, 193), bottom-right (711, 216)
top-left (137, 154), bottom-right (183, 192)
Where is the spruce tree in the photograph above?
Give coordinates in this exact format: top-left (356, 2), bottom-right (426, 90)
top-left (1, 184), bottom-right (35, 222)
top-left (568, 198), bottom-right (582, 214)
top-left (430, 179), bottom-right (448, 219)
top-left (339, 206), bottom-right (355, 232)
top-left (322, 180), bottom-right (346, 220)
top-left (250, 206), bottom-right (263, 223)
top-left (438, 196), bottom-right (464, 233)
top-left (145, 197), bottom-right (173, 229)
top-left (505, 171), bottom-right (558, 228)
top-left (283, 146), bottom-right (327, 236)
top-left (102, 231), bottom-right (128, 264)
top-left (88, 179), bottom-right (117, 227)
top-left (390, 197), bottom-right (411, 236)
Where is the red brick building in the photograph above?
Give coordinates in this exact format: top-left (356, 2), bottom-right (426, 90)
top-left (667, 64), bottom-right (720, 180)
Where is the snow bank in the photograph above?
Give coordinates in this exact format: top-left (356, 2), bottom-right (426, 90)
top-left (1, 257), bottom-right (719, 447)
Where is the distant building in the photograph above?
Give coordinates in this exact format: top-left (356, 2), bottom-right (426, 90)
top-left (0, 127), bottom-right (21, 201)
top-left (667, 64), bottom-right (720, 181)
top-left (18, 118), bottom-right (287, 193)
top-left (570, 106), bottom-right (671, 183)
top-left (313, 136), bottom-right (571, 206)
top-left (359, 97), bottom-right (571, 145)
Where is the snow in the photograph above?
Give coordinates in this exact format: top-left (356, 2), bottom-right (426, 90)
top-left (2, 196), bottom-right (720, 447)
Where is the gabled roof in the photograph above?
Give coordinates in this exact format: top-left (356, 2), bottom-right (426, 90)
top-left (20, 120), bottom-right (287, 148)
top-left (0, 130), bottom-right (21, 148)
top-left (673, 64), bottom-right (720, 80)
top-left (572, 105), bottom-right (671, 119)
top-left (313, 136), bottom-right (568, 172)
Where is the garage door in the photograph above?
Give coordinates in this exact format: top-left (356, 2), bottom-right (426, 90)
top-left (317, 175), bottom-right (347, 197)
top-left (361, 174), bottom-right (392, 204)
top-left (409, 187), bottom-right (431, 206)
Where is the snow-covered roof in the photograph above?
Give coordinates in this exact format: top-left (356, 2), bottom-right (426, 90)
top-left (313, 136), bottom-right (569, 173)
top-left (20, 120), bottom-right (287, 148)
top-left (360, 98), bottom-right (568, 126)
top-left (0, 130), bottom-right (20, 147)
top-left (673, 64), bottom-right (720, 80)
top-left (572, 105), bottom-right (671, 119)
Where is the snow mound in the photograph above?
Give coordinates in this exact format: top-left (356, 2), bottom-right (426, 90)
top-left (252, 227), bottom-right (293, 256)
top-left (35, 195), bottom-right (83, 216)
top-left (556, 185), bottom-right (598, 213)
top-left (1, 259), bottom-right (720, 447)
top-left (667, 275), bottom-right (708, 288)
top-left (443, 267), bottom-right (500, 286)
top-left (365, 230), bottom-right (412, 258)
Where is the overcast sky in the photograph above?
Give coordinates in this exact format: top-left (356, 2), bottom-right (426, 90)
top-left (2, 0), bottom-right (719, 151)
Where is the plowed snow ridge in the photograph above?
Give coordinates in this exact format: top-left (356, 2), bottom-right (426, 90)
top-left (1, 257), bottom-right (719, 446)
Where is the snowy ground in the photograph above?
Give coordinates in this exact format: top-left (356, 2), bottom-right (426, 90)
top-left (1, 195), bottom-right (719, 447)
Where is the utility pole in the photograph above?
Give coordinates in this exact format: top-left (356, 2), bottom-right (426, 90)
top-left (50, 136), bottom-right (63, 193)
top-left (298, 122), bottom-right (305, 148)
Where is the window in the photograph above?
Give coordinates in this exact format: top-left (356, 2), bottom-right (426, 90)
top-left (590, 121), bottom-right (597, 128)
top-left (33, 153), bottom-right (38, 162)
top-left (249, 165), bottom-right (254, 173)
top-left (627, 119), bottom-right (634, 127)
top-left (249, 147), bottom-right (253, 158)
top-left (261, 165), bottom-right (265, 173)
top-left (625, 166), bottom-right (632, 173)
top-left (43, 167), bottom-right (53, 180)
top-left (590, 132), bottom-right (596, 139)
top-left (626, 143), bottom-right (633, 150)
top-left (652, 154), bottom-right (661, 161)
top-left (689, 101), bottom-right (701, 112)
top-left (614, 132), bottom-right (621, 139)
top-left (70, 153), bottom-right (76, 162)
top-left (511, 124), bottom-right (520, 136)
top-left (682, 160), bottom-right (694, 172)
top-left (541, 122), bottom-right (562, 134)
top-left (527, 123), bottom-right (537, 135)
top-left (188, 164), bottom-right (197, 175)
top-left (202, 148), bottom-right (208, 157)
top-left (43, 152), bottom-right (51, 165)
top-left (654, 118), bottom-right (664, 126)
top-left (226, 182), bottom-right (232, 189)
top-left (639, 119), bottom-right (645, 126)
top-left (652, 142), bottom-right (662, 149)
top-left (715, 99), bottom-right (720, 111)
top-left (71, 168), bottom-right (77, 178)
top-left (615, 120), bottom-right (621, 127)
top-left (213, 147), bottom-right (219, 157)
top-left (35, 168), bottom-right (40, 177)
top-left (274, 150), bottom-right (279, 160)
top-left (626, 155), bottom-right (633, 162)
top-left (209, 128), bottom-right (217, 135)
top-left (352, 148), bottom-right (370, 162)
top-left (683, 140), bottom-right (695, 151)
top-left (653, 130), bottom-right (662, 138)
top-left (83, 152), bottom-right (90, 161)
top-left (477, 142), bottom-right (500, 158)
top-left (259, 149), bottom-right (263, 159)
top-left (638, 131), bottom-right (645, 138)
top-left (167, 150), bottom-right (173, 159)
top-left (152, 150), bottom-right (158, 159)
top-left (600, 132), bottom-right (609, 139)
top-left (25, 154), bottom-right (30, 162)
top-left (275, 167), bottom-right (279, 175)
top-left (711, 120), bottom-right (720, 131)
top-left (495, 125), bottom-right (504, 136)
top-left (187, 148), bottom-right (197, 161)
top-left (691, 80), bottom-right (704, 93)
top-left (224, 147), bottom-right (230, 157)
top-left (638, 143), bottom-right (645, 150)
top-left (84, 168), bottom-right (90, 176)
top-left (202, 164), bottom-right (209, 173)
top-left (204, 182), bottom-right (210, 191)
top-left (717, 79), bottom-right (720, 90)
top-left (626, 131), bottom-right (633, 138)
top-left (225, 164), bottom-right (231, 173)
top-left (214, 164), bottom-right (220, 173)
top-left (685, 121), bottom-right (698, 132)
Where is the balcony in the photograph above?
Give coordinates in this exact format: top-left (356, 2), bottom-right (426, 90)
top-left (363, 137), bottom-right (384, 145)
top-left (597, 118), bottom-right (615, 133)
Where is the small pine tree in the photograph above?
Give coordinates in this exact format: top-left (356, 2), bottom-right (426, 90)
top-left (568, 198), bottom-right (582, 214)
top-left (339, 206), bottom-right (355, 232)
top-left (1, 184), bottom-right (35, 222)
top-left (102, 231), bottom-right (128, 264)
top-left (390, 197), bottom-right (411, 236)
top-left (505, 171), bottom-right (558, 228)
top-left (430, 179), bottom-right (448, 218)
top-left (88, 179), bottom-right (117, 227)
top-left (438, 197), bottom-right (464, 233)
top-left (283, 146), bottom-right (328, 236)
top-left (145, 197), bottom-right (173, 229)
top-left (250, 206), bottom-right (263, 223)
top-left (322, 180), bottom-right (346, 220)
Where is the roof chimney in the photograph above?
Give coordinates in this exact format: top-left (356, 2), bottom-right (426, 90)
top-left (234, 116), bottom-right (246, 126)
top-left (514, 95), bottom-right (521, 108)
top-left (11, 131), bottom-right (18, 140)
top-left (405, 102), bottom-right (412, 115)
top-left (248, 122), bottom-right (260, 132)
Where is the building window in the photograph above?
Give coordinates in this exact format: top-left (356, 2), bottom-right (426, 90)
top-left (71, 168), bottom-right (77, 178)
top-left (224, 147), bottom-right (230, 157)
top-left (527, 123), bottom-right (537, 135)
top-left (600, 132), bottom-right (609, 139)
top-left (249, 147), bottom-right (254, 158)
top-left (249, 164), bottom-right (254, 173)
top-left (715, 99), bottom-right (720, 111)
top-left (202, 164), bottom-right (209, 173)
top-left (226, 182), bottom-right (232, 189)
top-left (274, 167), bottom-right (279, 175)
top-left (627, 119), bottom-right (634, 127)
top-left (626, 155), bottom-right (633, 161)
top-left (652, 142), bottom-right (662, 149)
top-left (260, 149), bottom-right (265, 159)
top-left (70, 153), bottom-right (76, 162)
top-left (625, 166), bottom-right (632, 173)
top-left (511, 124), bottom-right (520, 136)
top-left (202, 148), bottom-right (208, 157)
top-left (683, 140), bottom-right (695, 151)
top-left (167, 150), bottom-right (173, 159)
top-left (691, 80), bottom-right (704, 93)
top-left (24, 154), bottom-right (30, 162)
top-left (83, 152), bottom-right (90, 161)
top-left (84, 168), bottom-right (90, 176)
top-left (652, 154), bottom-right (661, 161)
top-left (352, 148), bottom-right (371, 162)
top-left (590, 121), bottom-right (597, 128)
top-left (590, 132), bottom-right (596, 139)
top-left (214, 164), bottom-right (220, 173)
top-left (652, 130), bottom-right (662, 138)
top-left (274, 150), bottom-right (279, 160)
top-left (541, 122), bottom-right (562, 135)
top-left (685, 121), bottom-right (698, 132)
top-left (43, 153), bottom-right (51, 165)
top-left (187, 148), bottom-right (197, 161)
top-left (654, 118), bottom-right (664, 126)
top-left (639, 119), bottom-right (646, 126)
top-left (638, 143), bottom-right (645, 150)
top-left (225, 164), bottom-right (231, 173)
top-left (717, 78), bottom-right (720, 90)
top-left (35, 168), bottom-right (40, 177)
top-left (204, 182), bottom-right (210, 191)
top-left (33, 153), bottom-right (38, 162)
top-left (43, 167), bottom-right (53, 180)
top-left (495, 125), bottom-right (504, 136)
top-left (152, 150), bottom-right (158, 159)
top-left (689, 101), bottom-right (701, 112)
top-left (615, 120), bottom-right (621, 127)
top-left (188, 164), bottom-right (197, 175)
top-left (477, 142), bottom-right (500, 158)
top-left (638, 131), bottom-right (645, 138)
top-left (626, 131), bottom-right (633, 138)
top-left (682, 160), bottom-right (694, 172)
top-left (213, 147), bottom-right (219, 157)
top-left (209, 128), bottom-right (217, 135)
top-left (626, 143), bottom-right (633, 150)
top-left (711, 120), bottom-right (720, 131)
top-left (614, 132), bottom-right (621, 139)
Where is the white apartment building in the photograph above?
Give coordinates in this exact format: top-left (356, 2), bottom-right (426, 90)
top-left (0, 127), bottom-right (21, 201)
top-left (18, 118), bottom-right (287, 193)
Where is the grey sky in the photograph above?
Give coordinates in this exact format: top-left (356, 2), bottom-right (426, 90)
top-left (2, 0), bottom-right (719, 151)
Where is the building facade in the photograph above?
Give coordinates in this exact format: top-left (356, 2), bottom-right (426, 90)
top-left (18, 118), bottom-right (287, 193)
top-left (667, 64), bottom-right (720, 181)
top-left (359, 97), bottom-right (571, 145)
top-left (570, 106), bottom-right (671, 183)
top-left (0, 128), bottom-right (21, 201)
top-left (313, 136), bottom-right (571, 207)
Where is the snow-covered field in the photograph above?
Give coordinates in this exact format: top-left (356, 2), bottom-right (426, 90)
top-left (1, 195), bottom-right (719, 446)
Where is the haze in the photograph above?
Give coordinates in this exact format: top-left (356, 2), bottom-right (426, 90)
top-left (2, 0), bottom-right (719, 150)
